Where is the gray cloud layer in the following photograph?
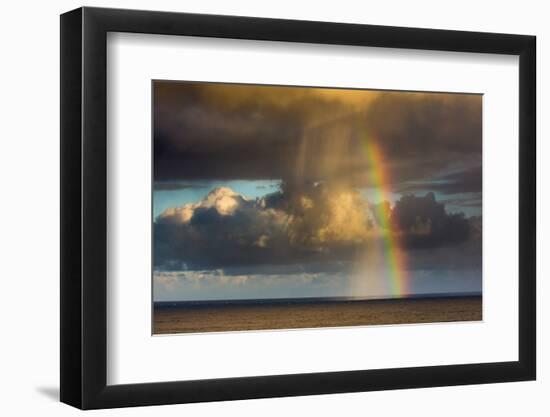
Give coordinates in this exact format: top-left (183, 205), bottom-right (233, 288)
top-left (154, 82), bottom-right (481, 194)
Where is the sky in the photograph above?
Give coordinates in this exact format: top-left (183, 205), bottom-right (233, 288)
top-left (153, 81), bottom-right (482, 302)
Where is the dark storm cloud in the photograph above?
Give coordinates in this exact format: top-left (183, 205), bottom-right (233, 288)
top-left (363, 94), bottom-right (481, 183)
top-left (154, 81), bottom-right (328, 181)
top-left (391, 192), bottom-right (471, 249)
top-left (153, 81), bottom-right (482, 188)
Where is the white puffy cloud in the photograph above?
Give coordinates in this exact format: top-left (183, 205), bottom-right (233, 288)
top-left (157, 187), bottom-right (247, 224)
top-left (154, 184), bottom-right (379, 270)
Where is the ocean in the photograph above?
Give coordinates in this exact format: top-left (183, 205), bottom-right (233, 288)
top-left (153, 293), bottom-right (482, 334)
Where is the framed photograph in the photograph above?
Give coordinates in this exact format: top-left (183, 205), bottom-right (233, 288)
top-left (60, 6), bottom-right (536, 409)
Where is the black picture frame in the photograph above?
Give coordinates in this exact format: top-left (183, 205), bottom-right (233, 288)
top-left (60, 6), bottom-right (536, 410)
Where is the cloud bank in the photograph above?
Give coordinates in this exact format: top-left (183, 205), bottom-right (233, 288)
top-left (155, 185), bottom-right (477, 271)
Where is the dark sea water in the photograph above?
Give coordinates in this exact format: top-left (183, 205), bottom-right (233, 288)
top-left (153, 293), bottom-right (482, 334)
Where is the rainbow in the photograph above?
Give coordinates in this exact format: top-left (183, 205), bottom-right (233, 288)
top-left (363, 139), bottom-right (409, 297)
